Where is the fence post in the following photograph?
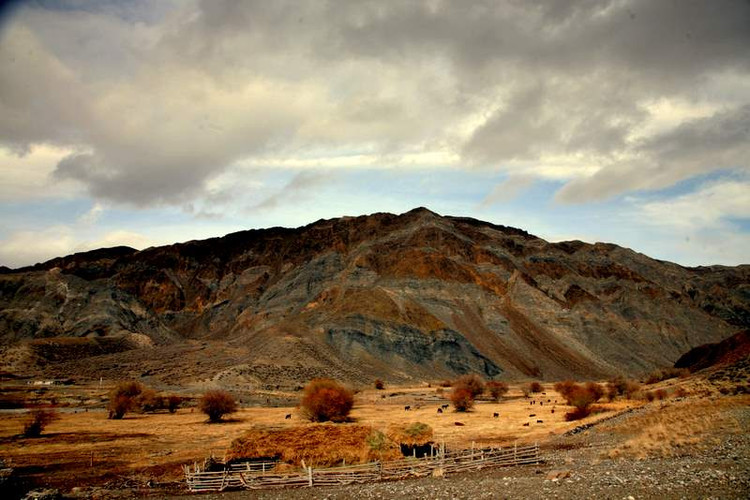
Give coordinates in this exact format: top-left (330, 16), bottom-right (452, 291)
top-left (308, 466), bottom-right (313, 487)
top-left (514, 441), bottom-right (517, 464)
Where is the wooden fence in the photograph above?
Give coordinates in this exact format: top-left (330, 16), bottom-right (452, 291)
top-left (184, 442), bottom-right (540, 492)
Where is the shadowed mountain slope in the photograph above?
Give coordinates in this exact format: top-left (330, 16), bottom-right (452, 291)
top-left (1, 208), bottom-right (748, 387)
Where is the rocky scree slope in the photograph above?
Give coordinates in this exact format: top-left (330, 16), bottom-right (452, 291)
top-left (0, 208), bottom-right (748, 386)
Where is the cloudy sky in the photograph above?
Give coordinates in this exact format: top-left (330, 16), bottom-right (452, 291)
top-left (1, 0), bottom-right (748, 268)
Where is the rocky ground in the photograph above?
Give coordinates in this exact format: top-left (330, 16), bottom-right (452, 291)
top-left (161, 398), bottom-right (749, 500)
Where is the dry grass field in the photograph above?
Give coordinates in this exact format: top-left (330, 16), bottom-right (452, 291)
top-left (0, 381), bottom-right (636, 492)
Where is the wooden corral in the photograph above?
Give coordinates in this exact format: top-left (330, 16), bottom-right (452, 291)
top-left (185, 442), bottom-right (540, 492)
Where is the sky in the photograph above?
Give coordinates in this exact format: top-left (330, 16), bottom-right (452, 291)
top-left (0, 0), bottom-right (748, 268)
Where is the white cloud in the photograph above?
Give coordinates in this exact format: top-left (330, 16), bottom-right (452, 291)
top-left (0, 1), bottom-right (747, 208)
top-left (0, 226), bottom-right (156, 268)
top-left (0, 145), bottom-right (83, 201)
top-left (639, 179), bottom-right (750, 229)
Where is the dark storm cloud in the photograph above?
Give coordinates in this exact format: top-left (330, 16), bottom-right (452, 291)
top-left (0, 0), bottom-right (748, 206)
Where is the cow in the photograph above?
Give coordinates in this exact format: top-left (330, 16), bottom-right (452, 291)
top-left (523, 422), bottom-right (530, 426)
top-left (493, 412), bottom-right (499, 418)
top-left (529, 414), bottom-right (536, 417)
top-left (540, 401), bottom-right (543, 406)
top-left (437, 408), bottom-right (443, 414)
top-left (285, 414), bottom-right (292, 419)
top-left (404, 405), bottom-right (411, 411)
top-left (442, 404), bottom-right (450, 409)
top-left (537, 420), bottom-right (544, 423)
top-left (454, 422), bottom-right (465, 426)
top-left (551, 408), bottom-right (555, 414)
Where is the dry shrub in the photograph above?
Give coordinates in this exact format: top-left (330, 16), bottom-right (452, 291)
top-left (439, 380), bottom-right (453, 387)
top-left (486, 381), bottom-right (509, 401)
top-left (435, 387), bottom-right (444, 396)
top-left (453, 374), bottom-right (485, 398)
top-left (227, 425), bottom-right (401, 466)
top-left (673, 387), bottom-right (689, 398)
top-left (134, 388), bottom-right (160, 413)
top-left (166, 395), bottom-right (182, 413)
top-left (644, 391), bottom-right (656, 402)
top-left (529, 381), bottom-right (543, 393)
top-left (645, 368), bottom-right (690, 384)
top-left (563, 385), bottom-right (598, 421)
top-left (606, 376), bottom-right (641, 400)
top-left (22, 409), bottom-right (57, 437)
top-left (554, 380), bottom-right (577, 399)
top-left (199, 390), bottom-right (237, 423)
top-left (300, 378), bottom-right (354, 423)
top-left (374, 379), bottom-right (385, 390)
top-left (585, 382), bottom-right (605, 402)
top-left (107, 380), bottom-right (144, 419)
top-left (450, 387), bottom-right (474, 412)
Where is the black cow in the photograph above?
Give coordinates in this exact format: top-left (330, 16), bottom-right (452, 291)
top-left (437, 408), bottom-right (443, 413)
top-left (537, 420), bottom-right (544, 423)
top-left (285, 414), bottom-right (292, 419)
top-left (493, 412), bottom-right (499, 418)
top-left (404, 405), bottom-right (411, 411)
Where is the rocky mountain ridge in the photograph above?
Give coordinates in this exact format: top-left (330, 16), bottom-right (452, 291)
top-left (1, 207), bottom-right (748, 387)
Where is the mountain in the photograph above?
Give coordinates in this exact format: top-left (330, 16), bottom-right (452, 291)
top-left (674, 330), bottom-right (750, 372)
top-left (1, 207), bottom-right (748, 388)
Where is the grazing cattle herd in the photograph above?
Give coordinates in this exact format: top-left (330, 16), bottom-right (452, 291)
top-left (399, 398), bottom-right (555, 427)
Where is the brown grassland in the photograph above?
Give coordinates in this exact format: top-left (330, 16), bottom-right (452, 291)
top-left (0, 381), bottom-right (635, 491)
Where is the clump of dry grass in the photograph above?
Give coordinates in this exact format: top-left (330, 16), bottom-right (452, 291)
top-left (226, 424), bottom-right (402, 466)
top-left (387, 422), bottom-right (433, 446)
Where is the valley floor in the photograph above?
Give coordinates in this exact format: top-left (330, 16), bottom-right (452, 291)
top-left (1, 381), bottom-right (748, 499)
top-left (174, 397), bottom-right (750, 500)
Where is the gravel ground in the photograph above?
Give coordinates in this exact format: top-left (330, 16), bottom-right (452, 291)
top-left (160, 401), bottom-right (750, 500)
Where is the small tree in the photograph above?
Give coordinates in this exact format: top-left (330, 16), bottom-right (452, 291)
top-left (450, 387), bottom-right (475, 412)
top-left (199, 390), bottom-right (238, 423)
top-left (529, 381), bottom-right (543, 393)
top-left (564, 385), bottom-right (597, 421)
top-left (454, 374), bottom-right (485, 398)
top-left (22, 409), bottom-right (57, 437)
top-left (584, 382), bottom-right (605, 402)
top-left (300, 378), bottom-right (354, 422)
top-left (374, 379), bottom-right (385, 390)
top-left (166, 395), bottom-right (182, 413)
top-left (108, 381), bottom-right (145, 419)
top-left (486, 381), bottom-right (509, 401)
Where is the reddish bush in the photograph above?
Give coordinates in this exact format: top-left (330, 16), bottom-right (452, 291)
top-left (563, 385), bottom-right (598, 421)
top-left (554, 380), bottom-right (577, 398)
top-left (108, 381), bottom-right (145, 419)
top-left (644, 391), bottom-right (656, 402)
top-left (606, 376), bottom-right (640, 400)
top-left (624, 380), bottom-right (641, 399)
top-left (166, 395), bottom-right (182, 413)
top-left (529, 381), bottom-right (543, 393)
top-left (453, 374), bottom-right (485, 398)
top-left (584, 382), bottom-right (605, 402)
top-left (199, 390), bottom-right (238, 423)
top-left (374, 379), bottom-right (385, 390)
top-left (23, 409), bottom-right (57, 437)
top-left (450, 387), bottom-right (475, 412)
top-left (300, 378), bottom-right (354, 422)
top-left (486, 381), bottom-right (509, 401)
top-left (134, 388), bottom-right (160, 413)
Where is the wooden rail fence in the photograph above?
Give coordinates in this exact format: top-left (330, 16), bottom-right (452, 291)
top-left (184, 443), bottom-right (540, 492)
